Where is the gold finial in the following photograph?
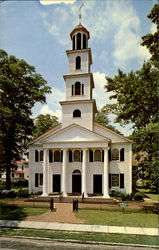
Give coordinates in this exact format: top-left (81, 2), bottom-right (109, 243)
top-left (79, 3), bottom-right (84, 24)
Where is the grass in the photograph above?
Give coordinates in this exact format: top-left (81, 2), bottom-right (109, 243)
top-left (0, 205), bottom-right (49, 220)
top-left (0, 228), bottom-right (158, 246)
top-left (138, 188), bottom-right (158, 201)
top-left (75, 209), bottom-right (158, 228)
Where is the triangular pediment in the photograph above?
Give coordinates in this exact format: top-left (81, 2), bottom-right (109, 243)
top-left (41, 124), bottom-right (110, 144)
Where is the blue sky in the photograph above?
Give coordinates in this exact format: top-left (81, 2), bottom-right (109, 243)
top-left (0, 0), bottom-right (157, 135)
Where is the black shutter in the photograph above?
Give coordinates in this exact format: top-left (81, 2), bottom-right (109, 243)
top-left (109, 174), bottom-right (112, 188)
top-left (35, 173), bottom-right (39, 187)
top-left (61, 150), bottom-right (63, 162)
top-left (89, 149), bottom-right (93, 162)
top-left (120, 148), bottom-right (125, 161)
top-left (102, 150), bottom-right (104, 162)
top-left (72, 85), bottom-right (74, 96)
top-left (35, 150), bottom-right (39, 162)
top-left (108, 149), bottom-right (111, 161)
top-left (81, 150), bottom-right (83, 162)
top-left (120, 174), bottom-right (124, 188)
top-left (69, 150), bottom-right (72, 162)
top-left (82, 84), bottom-right (84, 95)
top-left (49, 150), bottom-right (53, 163)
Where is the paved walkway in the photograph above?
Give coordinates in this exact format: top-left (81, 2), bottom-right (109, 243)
top-left (0, 220), bottom-right (158, 236)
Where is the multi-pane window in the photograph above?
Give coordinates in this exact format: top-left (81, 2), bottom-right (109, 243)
top-left (94, 150), bottom-right (101, 161)
top-left (54, 151), bottom-right (61, 162)
top-left (112, 174), bottom-right (119, 187)
top-left (74, 150), bottom-right (81, 162)
top-left (111, 148), bottom-right (119, 160)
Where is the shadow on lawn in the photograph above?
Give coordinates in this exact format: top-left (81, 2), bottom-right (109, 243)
top-left (0, 204), bottom-right (27, 221)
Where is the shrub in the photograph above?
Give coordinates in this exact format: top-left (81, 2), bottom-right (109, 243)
top-left (134, 192), bottom-right (144, 201)
top-left (16, 188), bottom-right (29, 198)
top-left (110, 190), bottom-right (124, 197)
top-left (122, 193), bottom-right (133, 201)
top-left (0, 190), bottom-right (17, 199)
top-left (12, 179), bottom-right (28, 188)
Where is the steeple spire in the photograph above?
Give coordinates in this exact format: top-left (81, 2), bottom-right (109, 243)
top-left (79, 3), bottom-right (84, 24)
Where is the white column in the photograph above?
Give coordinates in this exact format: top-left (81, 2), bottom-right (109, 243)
top-left (62, 148), bottom-right (67, 197)
top-left (42, 148), bottom-right (48, 196)
top-left (103, 148), bottom-right (110, 198)
top-left (82, 148), bottom-right (87, 198)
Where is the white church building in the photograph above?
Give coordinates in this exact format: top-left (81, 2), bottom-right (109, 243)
top-left (29, 23), bottom-right (133, 198)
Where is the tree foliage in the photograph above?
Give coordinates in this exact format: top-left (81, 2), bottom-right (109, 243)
top-left (0, 49), bottom-right (51, 189)
top-left (104, 4), bottom-right (159, 191)
top-left (33, 114), bottom-right (59, 138)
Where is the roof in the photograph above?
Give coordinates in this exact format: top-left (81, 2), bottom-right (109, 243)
top-left (29, 123), bottom-right (62, 145)
top-left (70, 23), bottom-right (90, 39)
top-left (93, 122), bottom-right (134, 143)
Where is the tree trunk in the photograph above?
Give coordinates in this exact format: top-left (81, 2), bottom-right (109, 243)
top-left (6, 159), bottom-right (11, 190)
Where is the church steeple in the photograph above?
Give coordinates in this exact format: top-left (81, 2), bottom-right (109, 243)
top-left (60, 20), bottom-right (97, 131)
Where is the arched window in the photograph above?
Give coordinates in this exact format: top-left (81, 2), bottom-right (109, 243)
top-left (73, 109), bottom-right (81, 118)
top-left (54, 150), bottom-right (61, 162)
top-left (77, 33), bottom-right (81, 50)
top-left (94, 150), bottom-right (101, 161)
top-left (75, 81), bottom-right (81, 95)
top-left (35, 150), bottom-right (39, 162)
top-left (40, 150), bottom-right (43, 161)
top-left (76, 56), bottom-right (81, 69)
top-left (74, 150), bottom-right (81, 162)
top-left (112, 148), bottom-right (119, 160)
top-left (73, 35), bottom-right (75, 50)
top-left (83, 34), bottom-right (87, 49)
top-left (49, 150), bottom-right (53, 163)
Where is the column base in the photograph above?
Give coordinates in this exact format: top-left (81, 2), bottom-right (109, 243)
top-left (103, 194), bottom-right (110, 199)
top-left (62, 192), bottom-right (67, 197)
top-left (41, 193), bottom-right (48, 197)
top-left (81, 193), bottom-right (88, 198)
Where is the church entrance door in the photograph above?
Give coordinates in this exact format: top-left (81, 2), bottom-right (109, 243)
top-left (72, 170), bottom-right (81, 194)
top-left (93, 175), bottom-right (102, 194)
top-left (53, 174), bottom-right (61, 193)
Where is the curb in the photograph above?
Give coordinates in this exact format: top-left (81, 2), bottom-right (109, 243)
top-left (1, 235), bottom-right (159, 249)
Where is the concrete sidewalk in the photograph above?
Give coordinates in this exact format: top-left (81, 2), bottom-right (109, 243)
top-left (0, 220), bottom-right (158, 236)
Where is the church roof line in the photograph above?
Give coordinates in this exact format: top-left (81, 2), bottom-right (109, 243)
top-left (70, 23), bottom-right (90, 40)
top-left (29, 123), bottom-right (62, 145)
top-left (94, 122), bottom-right (134, 143)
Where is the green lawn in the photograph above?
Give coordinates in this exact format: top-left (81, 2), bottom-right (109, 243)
top-left (0, 205), bottom-right (49, 220)
top-left (138, 188), bottom-right (158, 201)
top-left (75, 209), bottom-right (158, 228)
top-left (1, 228), bottom-right (158, 246)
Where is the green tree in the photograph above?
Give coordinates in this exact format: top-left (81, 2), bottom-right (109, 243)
top-left (0, 50), bottom-right (51, 190)
top-left (33, 114), bottom-right (59, 138)
top-left (104, 4), bottom-right (159, 191)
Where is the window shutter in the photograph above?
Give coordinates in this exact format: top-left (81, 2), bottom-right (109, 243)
top-left (35, 150), bottom-right (39, 162)
top-left (102, 150), bottom-right (104, 162)
top-left (120, 148), bottom-right (125, 161)
top-left (80, 150), bottom-right (83, 162)
top-left (61, 151), bottom-right (63, 162)
top-left (82, 84), bottom-right (84, 95)
top-left (35, 173), bottom-right (39, 187)
top-left (69, 150), bottom-right (72, 162)
top-left (120, 174), bottom-right (124, 188)
top-left (109, 174), bottom-right (112, 188)
top-left (49, 150), bottom-right (53, 163)
top-left (108, 149), bottom-right (111, 161)
top-left (89, 149), bottom-right (93, 162)
top-left (72, 85), bottom-right (74, 96)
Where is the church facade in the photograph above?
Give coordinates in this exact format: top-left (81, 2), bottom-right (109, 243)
top-left (29, 24), bottom-right (133, 198)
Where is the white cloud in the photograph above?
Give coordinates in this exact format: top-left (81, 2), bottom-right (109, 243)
top-left (93, 72), bottom-right (115, 110)
top-left (40, 0), bottom-right (76, 5)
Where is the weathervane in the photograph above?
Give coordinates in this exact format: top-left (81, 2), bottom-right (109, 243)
top-left (79, 3), bottom-right (84, 24)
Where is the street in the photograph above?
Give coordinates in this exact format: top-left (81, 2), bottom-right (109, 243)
top-left (1, 237), bottom-right (155, 250)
